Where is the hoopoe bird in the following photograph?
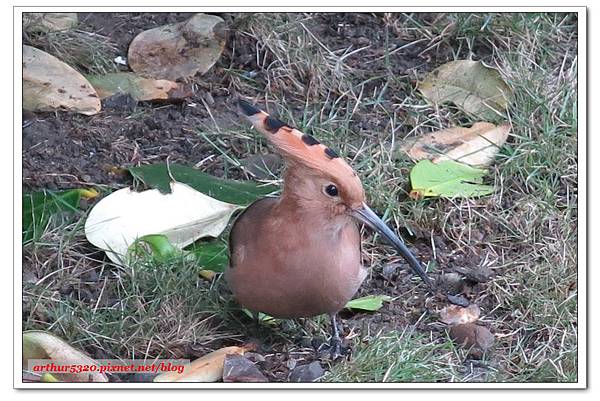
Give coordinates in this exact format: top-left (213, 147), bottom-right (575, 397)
top-left (226, 100), bottom-right (433, 356)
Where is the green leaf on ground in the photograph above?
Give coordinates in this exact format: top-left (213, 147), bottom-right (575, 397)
top-left (187, 239), bottom-right (229, 272)
top-left (129, 163), bottom-right (278, 206)
top-left (131, 234), bottom-right (181, 262)
top-left (241, 309), bottom-right (278, 325)
top-left (23, 188), bottom-right (97, 244)
top-left (345, 295), bottom-right (392, 311)
top-left (409, 160), bottom-right (494, 198)
top-left (130, 234), bottom-right (229, 273)
top-left (418, 60), bottom-right (512, 120)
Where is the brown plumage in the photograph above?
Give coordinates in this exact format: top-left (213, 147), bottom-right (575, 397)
top-left (226, 100), bottom-right (433, 356)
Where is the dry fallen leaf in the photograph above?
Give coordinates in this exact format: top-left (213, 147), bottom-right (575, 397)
top-left (402, 122), bottom-right (510, 167)
top-left (87, 72), bottom-right (191, 101)
top-left (23, 13), bottom-right (78, 33)
top-left (153, 345), bottom-right (253, 382)
top-left (23, 45), bottom-right (101, 115)
top-left (23, 331), bottom-right (108, 382)
top-left (419, 60), bottom-right (511, 119)
top-left (84, 182), bottom-right (240, 265)
top-left (440, 304), bottom-right (481, 325)
top-left (128, 13), bottom-right (226, 80)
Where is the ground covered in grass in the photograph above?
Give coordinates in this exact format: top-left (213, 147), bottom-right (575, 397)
top-left (22, 12), bottom-right (578, 383)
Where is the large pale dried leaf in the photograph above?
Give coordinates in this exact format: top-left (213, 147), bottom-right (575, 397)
top-left (23, 331), bottom-right (108, 382)
top-left (23, 45), bottom-right (101, 115)
top-left (84, 182), bottom-right (240, 265)
top-left (410, 160), bottom-right (493, 198)
top-left (87, 72), bottom-right (191, 101)
top-left (419, 60), bottom-right (511, 119)
top-left (154, 345), bottom-right (251, 382)
top-left (402, 122), bottom-right (510, 167)
top-left (23, 13), bottom-right (78, 33)
top-left (128, 13), bottom-right (226, 80)
top-left (440, 304), bottom-right (481, 325)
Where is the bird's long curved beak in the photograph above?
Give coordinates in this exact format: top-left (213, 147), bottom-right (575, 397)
top-left (352, 203), bottom-right (434, 291)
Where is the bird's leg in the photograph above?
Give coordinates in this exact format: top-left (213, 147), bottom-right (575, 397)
top-left (329, 314), bottom-right (343, 359)
top-left (252, 311), bottom-right (260, 331)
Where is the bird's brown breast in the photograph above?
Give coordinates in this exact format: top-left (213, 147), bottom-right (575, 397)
top-left (226, 197), bottom-right (366, 318)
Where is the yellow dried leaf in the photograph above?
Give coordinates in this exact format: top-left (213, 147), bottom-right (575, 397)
top-left (153, 345), bottom-right (253, 382)
top-left (23, 331), bottom-right (108, 382)
top-left (198, 269), bottom-right (216, 281)
top-left (78, 188), bottom-right (99, 200)
top-left (40, 373), bottom-right (60, 382)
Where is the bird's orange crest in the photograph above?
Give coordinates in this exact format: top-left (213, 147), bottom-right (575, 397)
top-left (238, 100), bottom-right (364, 204)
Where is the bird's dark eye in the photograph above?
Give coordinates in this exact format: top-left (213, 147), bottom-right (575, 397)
top-left (325, 184), bottom-right (338, 197)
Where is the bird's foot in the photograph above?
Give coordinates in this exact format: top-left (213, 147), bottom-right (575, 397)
top-left (323, 313), bottom-right (348, 360)
top-left (316, 336), bottom-right (347, 360)
top-left (329, 336), bottom-right (343, 360)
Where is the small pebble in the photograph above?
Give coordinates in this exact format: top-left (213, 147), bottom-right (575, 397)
top-left (381, 263), bottom-right (399, 280)
top-left (288, 361), bottom-right (325, 383)
top-left (449, 323), bottom-right (495, 358)
top-left (222, 354), bottom-right (268, 383)
top-left (454, 266), bottom-right (494, 283)
top-left (286, 359), bottom-right (297, 370)
top-left (440, 272), bottom-right (465, 295)
top-left (447, 294), bottom-right (470, 307)
top-left (244, 352), bottom-right (266, 363)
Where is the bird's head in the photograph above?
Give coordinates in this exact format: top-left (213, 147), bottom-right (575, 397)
top-left (238, 99), bottom-right (434, 290)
